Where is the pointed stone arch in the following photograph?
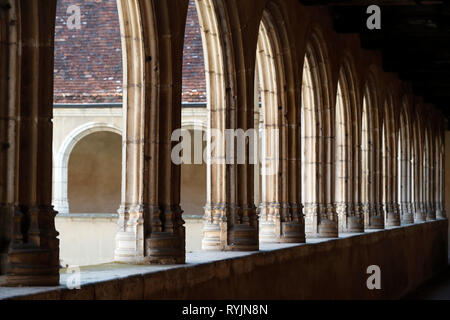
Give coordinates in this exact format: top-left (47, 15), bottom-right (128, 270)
top-left (198, 0), bottom-right (265, 251)
top-left (256, 1), bottom-right (304, 243)
top-left (361, 71), bottom-right (384, 229)
top-left (302, 27), bottom-right (337, 238)
top-left (335, 55), bottom-right (363, 233)
top-left (381, 92), bottom-right (400, 227)
top-left (53, 123), bottom-right (122, 215)
top-left (115, 0), bottom-right (190, 264)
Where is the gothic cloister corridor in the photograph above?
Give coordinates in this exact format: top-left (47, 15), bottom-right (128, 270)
top-left (0, 0), bottom-right (450, 302)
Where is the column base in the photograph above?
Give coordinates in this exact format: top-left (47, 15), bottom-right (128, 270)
top-left (202, 204), bottom-right (227, 251)
top-left (384, 202), bottom-right (401, 227)
top-left (305, 203), bottom-right (338, 238)
top-left (364, 203), bottom-right (385, 230)
top-left (259, 203), bottom-right (305, 243)
top-left (227, 224), bottom-right (259, 251)
top-left (400, 202), bottom-right (414, 225)
top-left (145, 232), bottom-right (185, 264)
top-left (414, 203), bottom-right (426, 222)
top-left (426, 202), bottom-right (437, 221)
top-left (114, 205), bottom-right (145, 264)
top-left (337, 202), bottom-right (364, 233)
top-left (259, 221), bottom-right (306, 243)
top-left (1, 247), bottom-right (60, 287)
top-left (436, 202), bottom-right (446, 219)
top-left (202, 204), bottom-right (259, 251)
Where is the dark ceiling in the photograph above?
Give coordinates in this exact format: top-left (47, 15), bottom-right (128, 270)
top-left (300, 0), bottom-right (450, 120)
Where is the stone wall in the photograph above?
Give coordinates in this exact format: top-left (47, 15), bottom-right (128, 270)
top-left (56, 216), bottom-right (204, 267)
top-left (8, 220), bottom-right (448, 300)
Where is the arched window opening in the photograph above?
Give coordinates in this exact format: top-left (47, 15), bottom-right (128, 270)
top-left (68, 132), bottom-right (122, 214)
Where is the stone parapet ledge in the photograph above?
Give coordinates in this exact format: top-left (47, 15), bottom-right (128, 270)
top-left (56, 213), bottom-right (119, 220)
top-left (0, 219), bottom-right (447, 300)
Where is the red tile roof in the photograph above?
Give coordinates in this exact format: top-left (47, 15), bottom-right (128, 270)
top-left (53, 0), bottom-right (206, 104)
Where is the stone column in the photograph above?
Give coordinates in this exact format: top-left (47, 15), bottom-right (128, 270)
top-left (436, 125), bottom-right (446, 219)
top-left (361, 95), bottom-right (384, 230)
top-left (412, 107), bottom-right (425, 222)
top-left (370, 96), bottom-right (385, 230)
top-left (2, 0), bottom-right (60, 286)
top-left (335, 74), bottom-right (364, 234)
top-left (302, 43), bottom-right (338, 238)
top-left (382, 102), bottom-right (400, 228)
top-left (257, 12), bottom-right (304, 243)
top-left (399, 128), bottom-right (414, 224)
top-left (0, 0), bottom-right (20, 280)
top-left (323, 96), bottom-right (339, 237)
top-left (423, 119), bottom-right (436, 221)
top-left (115, 0), bottom-right (188, 264)
top-left (200, 0), bottom-right (266, 251)
top-left (351, 95), bottom-right (365, 233)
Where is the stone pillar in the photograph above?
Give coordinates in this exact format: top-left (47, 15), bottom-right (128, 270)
top-left (335, 73), bottom-right (364, 234)
top-left (115, 0), bottom-right (188, 264)
top-left (351, 95), bottom-right (365, 233)
top-left (302, 41), bottom-right (338, 238)
top-left (1, 0), bottom-right (60, 286)
top-left (412, 118), bottom-right (425, 222)
top-left (436, 127), bottom-right (446, 219)
top-left (257, 12), bottom-right (304, 244)
top-left (424, 121), bottom-right (436, 222)
top-left (323, 101), bottom-right (339, 237)
top-left (200, 0), bottom-right (266, 251)
top-left (398, 112), bottom-right (414, 224)
top-left (0, 1), bottom-right (19, 279)
top-left (361, 93), bottom-right (384, 230)
top-left (381, 103), bottom-right (400, 228)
